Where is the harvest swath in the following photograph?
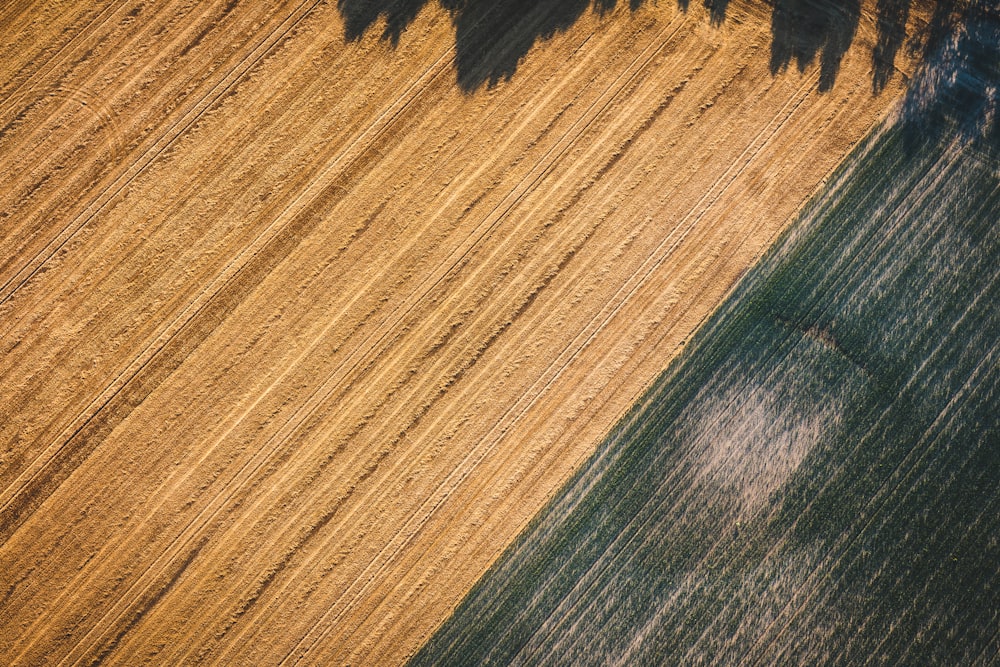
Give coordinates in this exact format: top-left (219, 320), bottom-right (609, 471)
top-left (1, 0), bottom-right (936, 664)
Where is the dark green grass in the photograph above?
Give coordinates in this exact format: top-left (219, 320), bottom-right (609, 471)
top-left (411, 8), bottom-right (1000, 665)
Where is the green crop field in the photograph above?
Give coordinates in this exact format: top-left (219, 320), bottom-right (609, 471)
top-left (413, 6), bottom-right (999, 664)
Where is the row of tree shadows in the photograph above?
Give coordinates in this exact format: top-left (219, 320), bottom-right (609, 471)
top-left (336, 0), bottom-right (976, 94)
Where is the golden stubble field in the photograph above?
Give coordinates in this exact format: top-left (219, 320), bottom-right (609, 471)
top-left (0, 0), bottom-right (928, 664)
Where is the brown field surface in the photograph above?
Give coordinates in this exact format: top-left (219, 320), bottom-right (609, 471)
top-left (1, 1), bottom-right (928, 664)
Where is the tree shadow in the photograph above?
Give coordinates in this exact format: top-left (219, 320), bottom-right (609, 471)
top-left (702, 0), bottom-right (730, 26)
top-left (769, 0), bottom-right (862, 93)
top-left (449, 0), bottom-right (596, 91)
top-left (337, 0), bottom-right (429, 45)
top-left (873, 0), bottom-right (910, 93)
top-left (899, 0), bottom-right (1000, 152)
top-left (336, 0), bottom-right (979, 96)
top-left (338, 0), bottom-right (653, 92)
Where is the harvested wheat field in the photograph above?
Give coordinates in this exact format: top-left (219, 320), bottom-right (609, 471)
top-left (1, 0), bottom-right (935, 664)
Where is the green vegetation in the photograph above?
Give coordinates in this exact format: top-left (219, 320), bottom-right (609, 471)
top-left (411, 7), bottom-right (1000, 664)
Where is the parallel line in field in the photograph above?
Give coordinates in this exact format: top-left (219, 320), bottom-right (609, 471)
top-left (25, 33), bottom-right (466, 667)
top-left (0, 0), bottom-right (320, 307)
top-left (283, 20), bottom-right (819, 664)
top-left (0, 1), bottom-right (227, 164)
top-left (47, 15), bottom-right (544, 656)
top-left (743, 153), bottom-right (991, 662)
top-left (160, 26), bottom-right (688, 664)
top-left (376, 65), bottom-right (812, 664)
top-left (772, 306), bottom-right (1000, 662)
top-left (0, 0), bottom-right (239, 286)
top-left (208, 234), bottom-right (597, 662)
top-left (318, 64), bottom-right (733, 667)
top-left (968, 558), bottom-right (1000, 666)
top-left (516, 69), bottom-right (891, 661)
top-left (669, 90), bottom-right (935, 657)
top-left (205, 32), bottom-right (668, 659)
top-left (0, 0), bottom-right (330, 541)
top-left (386, 17), bottom-right (956, 664)
top-left (746, 144), bottom-right (971, 641)
top-left (3, 14), bottom-right (652, 616)
top-left (660, 113), bottom-right (948, 652)
top-left (0, 2), bottom-right (192, 284)
top-left (704, 140), bottom-right (928, 655)
top-left (3, 0), bottom-right (550, 529)
top-left (451, 51), bottom-right (825, 661)
top-left (0, 1), bottom-right (130, 121)
top-left (0, 2), bottom-right (916, 660)
top-left (25, 38), bottom-right (494, 659)
top-left (677, 153), bottom-right (963, 660)
top-left (95, 14), bottom-right (696, 664)
top-left (538, 281), bottom-right (825, 659)
top-left (865, 394), bottom-right (999, 661)
top-left (560, 184), bottom-right (902, 658)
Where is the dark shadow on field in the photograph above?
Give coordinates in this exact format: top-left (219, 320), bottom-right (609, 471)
top-left (448, 0), bottom-right (600, 91)
top-left (338, 0), bottom-right (955, 94)
top-left (338, 0), bottom-right (428, 45)
top-left (898, 0), bottom-right (1000, 150)
top-left (338, 0), bottom-right (649, 91)
top-left (872, 0), bottom-right (910, 93)
top-left (702, 0), bottom-right (730, 26)
top-left (769, 0), bottom-right (861, 92)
